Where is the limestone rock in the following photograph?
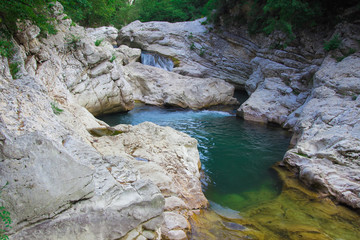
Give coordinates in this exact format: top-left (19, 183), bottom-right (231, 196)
top-left (118, 19), bottom-right (254, 87)
top-left (123, 62), bottom-right (238, 109)
top-left (92, 122), bottom-right (208, 210)
top-left (162, 212), bottom-right (190, 240)
top-left (86, 26), bottom-right (119, 45)
top-left (283, 54), bottom-right (360, 208)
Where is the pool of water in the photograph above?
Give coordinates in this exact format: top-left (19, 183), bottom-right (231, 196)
top-left (98, 103), bottom-right (360, 239)
top-left (98, 104), bottom-right (291, 211)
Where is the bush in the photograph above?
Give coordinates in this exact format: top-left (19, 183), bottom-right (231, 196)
top-left (0, 183), bottom-right (11, 240)
top-left (0, 0), bottom-right (57, 36)
top-left (51, 101), bottom-right (64, 115)
top-left (0, 40), bottom-right (14, 58)
top-left (94, 39), bottom-right (103, 46)
top-left (9, 62), bottom-right (20, 79)
top-left (65, 34), bottom-right (81, 50)
top-left (109, 55), bottom-right (116, 63)
top-left (323, 34), bottom-right (341, 51)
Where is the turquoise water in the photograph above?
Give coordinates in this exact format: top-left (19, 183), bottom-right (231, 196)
top-left (98, 104), bottom-right (291, 211)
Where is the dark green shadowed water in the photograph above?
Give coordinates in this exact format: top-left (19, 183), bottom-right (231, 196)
top-left (98, 104), bottom-right (291, 212)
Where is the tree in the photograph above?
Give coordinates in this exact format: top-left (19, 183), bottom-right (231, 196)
top-left (0, 0), bottom-right (57, 36)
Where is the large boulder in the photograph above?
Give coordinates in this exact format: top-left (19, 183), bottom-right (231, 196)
top-left (91, 122), bottom-right (209, 239)
top-left (123, 62), bottom-right (238, 109)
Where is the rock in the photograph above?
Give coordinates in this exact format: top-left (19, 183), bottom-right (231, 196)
top-left (0, 132), bottom-right (95, 226)
top-left (166, 230), bottom-right (187, 240)
top-left (283, 54), bottom-right (360, 208)
top-left (118, 19), bottom-right (254, 87)
top-left (115, 45), bottom-right (141, 65)
top-left (92, 122), bottom-right (208, 237)
top-left (161, 212), bottom-right (190, 240)
top-left (93, 122), bottom-right (208, 210)
top-left (165, 196), bottom-right (187, 211)
top-left (123, 62), bottom-right (238, 109)
top-left (86, 26), bottom-right (119, 45)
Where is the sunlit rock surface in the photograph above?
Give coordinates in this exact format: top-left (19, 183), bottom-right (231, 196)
top-left (123, 62), bottom-right (238, 109)
top-left (0, 3), bottom-right (208, 239)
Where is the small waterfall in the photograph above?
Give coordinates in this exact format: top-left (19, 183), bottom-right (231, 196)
top-left (141, 51), bottom-right (174, 71)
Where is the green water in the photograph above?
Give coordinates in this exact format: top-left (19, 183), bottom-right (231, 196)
top-left (98, 104), bottom-right (291, 211)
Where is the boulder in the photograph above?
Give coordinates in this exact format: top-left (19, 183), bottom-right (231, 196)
top-left (123, 62), bottom-right (238, 109)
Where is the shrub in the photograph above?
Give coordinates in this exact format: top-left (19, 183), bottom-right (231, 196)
top-left (323, 34), bottom-right (341, 51)
top-left (0, 40), bottom-right (14, 58)
top-left (190, 43), bottom-right (196, 50)
top-left (109, 55), bottom-right (116, 63)
top-left (0, 183), bottom-right (11, 240)
top-left (9, 62), bottom-right (20, 79)
top-left (65, 34), bottom-right (81, 50)
top-left (95, 39), bottom-right (103, 46)
top-left (51, 101), bottom-right (64, 115)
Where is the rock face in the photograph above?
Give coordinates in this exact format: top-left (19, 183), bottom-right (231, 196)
top-left (118, 19), bottom-right (255, 88)
top-left (283, 55), bottom-right (360, 209)
top-left (92, 122), bottom-right (208, 239)
top-left (118, 19), bottom-right (360, 210)
top-left (123, 62), bottom-right (237, 109)
top-left (0, 3), bottom-right (209, 239)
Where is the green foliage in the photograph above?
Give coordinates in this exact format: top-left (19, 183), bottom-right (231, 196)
top-left (0, 0), bottom-right (58, 36)
top-left (334, 48), bottom-right (356, 62)
top-left (199, 47), bottom-right (206, 57)
top-left (51, 101), bottom-right (64, 115)
top-left (190, 43), bottom-right (196, 50)
top-left (323, 34), bottom-right (341, 51)
top-left (0, 183), bottom-right (11, 240)
top-left (59, 0), bottom-right (211, 28)
top-left (0, 40), bottom-right (14, 58)
top-left (65, 34), bottom-right (81, 50)
top-left (9, 62), bottom-right (20, 79)
top-left (188, 32), bottom-right (194, 39)
top-left (211, 0), bottom-right (360, 37)
top-left (109, 55), bottom-right (116, 63)
top-left (94, 39), bottom-right (103, 46)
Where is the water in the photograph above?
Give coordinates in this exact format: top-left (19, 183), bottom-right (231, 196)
top-left (141, 51), bottom-right (174, 71)
top-left (98, 104), bottom-right (291, 211)
top-left (98, 104), bottom-right (360, 239)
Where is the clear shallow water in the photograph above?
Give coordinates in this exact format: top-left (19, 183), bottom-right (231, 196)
top-left (98, 104), bottom-right (291, 211)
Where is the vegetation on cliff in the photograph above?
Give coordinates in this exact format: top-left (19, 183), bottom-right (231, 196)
top-left (1, 0), bottom-right (359, 43)
top-left (211, 0), bottom-right (360, 37)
